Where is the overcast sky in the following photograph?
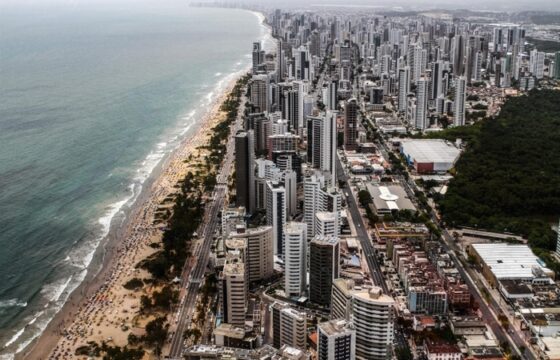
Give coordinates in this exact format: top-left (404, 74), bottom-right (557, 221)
top-left (1, 0), bottom-right (559, 12)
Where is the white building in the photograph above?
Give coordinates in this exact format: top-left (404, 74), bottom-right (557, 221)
top-left (303, 172), bottom-right (341, 238)
top-left (424, 341), bottom-right (462, 360)
top-left (222, 258), bottom-right (247, 327)
top-left (284, 222), bottom-right (308, 297)
top-left (315, 212), bottom-right (339, 237)
top-left (470, 243), bottom-right (554, 285)
top-left (352, 287), bottom-right (395, 360)
top-left (266, 181), bottom-right (286, 257)
top-left (415, 77), bottom-right (429, 130)
top-left (398, 67), bottom-right (411, 113)
top-left (317, 319), bottom-right (356, 360)
top-left (229, 225), bottom-right (274, 283)
top-left (272, 302), bottom-right (307, 350)
top-left (331, 278), bottom-right (355, 321)
top-left (454, 76), bottom-right (466, 127)
top-left (530, 49), bottom-right (545, 79)
top-left (400, 139), bottom-right (461, 174)
top-left (222, 207), bottom-right (246, 237)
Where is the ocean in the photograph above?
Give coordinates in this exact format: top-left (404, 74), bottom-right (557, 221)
top-left (0, 2), bottom-right (273, 356)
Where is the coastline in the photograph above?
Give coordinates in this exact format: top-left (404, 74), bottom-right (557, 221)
top-left (5, 8), bottom-right (273, 360)
top-left (18, 71), bottom-right (247, 360)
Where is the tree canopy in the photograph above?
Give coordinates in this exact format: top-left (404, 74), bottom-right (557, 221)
top-left (438, 90), bottom-right (560, 263)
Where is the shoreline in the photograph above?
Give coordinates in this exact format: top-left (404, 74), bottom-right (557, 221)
top-left (6, 9), bottom-right (272, 360)
top-left (17, 70), bottom-right (247, 360)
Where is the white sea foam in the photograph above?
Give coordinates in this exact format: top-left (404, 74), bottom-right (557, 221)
top-left (3, 277), bottom-right (76, 351)
top-left (0, 299), bottom-right (27, 308)
top-left (27, 311), bottom-right (42, 326)
top-left (42, 276), bottom-right (73, 303)
top-left (3, 328), bottom-right (24, 348)
top-left (98, 197), bottom-right (131, 238)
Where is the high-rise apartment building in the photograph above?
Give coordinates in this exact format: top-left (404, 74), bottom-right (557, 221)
top-left (266, 181), bottom-right (286, 257)
top-left (284, 222), bottom-right (307, 297)
top-left (398, 67), bottom-right (411, 113)
top-left (326, 80), bottom-right (338, 110)
top-left (229, 225), bottom-right (274, 284)
top-left (317, 319), bottom-right (356, 360)
top-left (454, 77), bottom-right (467, 127)
top-left (451, 34), bottom-right (465, 76)
top-left (352, 288), bottom-right (395, 360)
top-left (530, 49), bottom-right (545, 79)
top-left (252, 41), bottom-right (264, 74)
top-left (222, 258), bottom-right (247, 327)
top-left (303, 172), bottom-right (341, 238)
top-left (235, 131), bottom-right (255, 213)
top-left (271, 302), bottom-right (307, 350)
top-left (250, 74), bottom-right (268, 112)
top-left (343, 98), bottom-right (358, 150)
top-left (331, 278), bottom-right (355, 321)
top-left (315, 212), bottom-right (338, 237)
top-left (310, 235), bottom-right (340, 306)
top-left (430, 61), bottom-right (444, 100)
top-left (415, 77), bottom-right (429, 130)
top-left (554, 52), bottom-right (560, 80)
top-left (307, 111), bottom-right (337, 178)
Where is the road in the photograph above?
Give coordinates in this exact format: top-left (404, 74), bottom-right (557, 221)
top-left (438, 227), bottom-right (534, 360)
top-left (377, 136), bottom-right (532, 359)
top-left (167, 187), bottom-right (225, 358)
top-left (336, 150), bottom-right (415, 358)
top-left (167, 95), bottom-right (245, 359)
top-left (336, 154), bottom-right (388, 293)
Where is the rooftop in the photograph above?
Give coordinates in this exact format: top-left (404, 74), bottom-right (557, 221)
top-left (471, 243), bottom-right (553, 280)
top-left (213, 323), bottom-right (245, 339)
top-left (352, 287), bottom-right (395, 304)
top-left (315, 211), bottom-right (337, 222)
top-left (318, 319), bottom-right (354, 336)
top-left (367, 183), bottom-right (416, 212)
top-left (401, 139), bottom-right (461, 164)
top-left (425, 341), bottom-right (461, 354)
top-left (311, 235), bottom-right (339, 246)
top-left (281, 307), bottom-right (306, 321)
top-left (223, 259), bottom-right (245, 276)
top-left (224, 238), bottom-right (246, 251)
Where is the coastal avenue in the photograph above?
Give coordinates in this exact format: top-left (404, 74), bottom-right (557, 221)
top-left (335, 155), bottom-right (388, 293)
top-left (167, 188), bottom-right (224, 358)
top-left (167, 94), bottom-right (244, 359)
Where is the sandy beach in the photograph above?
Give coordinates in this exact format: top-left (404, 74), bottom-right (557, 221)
top-left (19, 73), bottom-right (245, 360)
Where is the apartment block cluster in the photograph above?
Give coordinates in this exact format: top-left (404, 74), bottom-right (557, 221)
top-left (387, 238), bottom-right (471, 315)
top-left (195, 8), bottom-right (407, 360)
top-left (183, 6), bottom-right (560, 360)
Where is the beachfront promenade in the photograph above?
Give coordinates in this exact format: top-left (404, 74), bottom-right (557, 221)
top-left (167, 91), bottom-right (245, 358)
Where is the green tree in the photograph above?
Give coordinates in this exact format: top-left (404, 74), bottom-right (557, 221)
top-left (357, 190), bottom-right (372, 207)
top-left (143, 317), bottom-right (168, 355)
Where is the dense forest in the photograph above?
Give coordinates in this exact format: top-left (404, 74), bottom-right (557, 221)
top-left (437, 90), bottom-right (560, 266)
top-left (526, 37), bottom-right (560, 53)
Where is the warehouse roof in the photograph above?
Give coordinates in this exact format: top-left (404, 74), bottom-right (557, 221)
top-left (401, 139), bottom-right (460, 164)
top-left (367, 184), bottom-right (416, 213)
top-left (471, 243), bottom-right (553, 280)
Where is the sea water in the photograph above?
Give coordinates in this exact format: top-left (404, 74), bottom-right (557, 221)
top-left (0, 2), bottom-right (273, 356)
